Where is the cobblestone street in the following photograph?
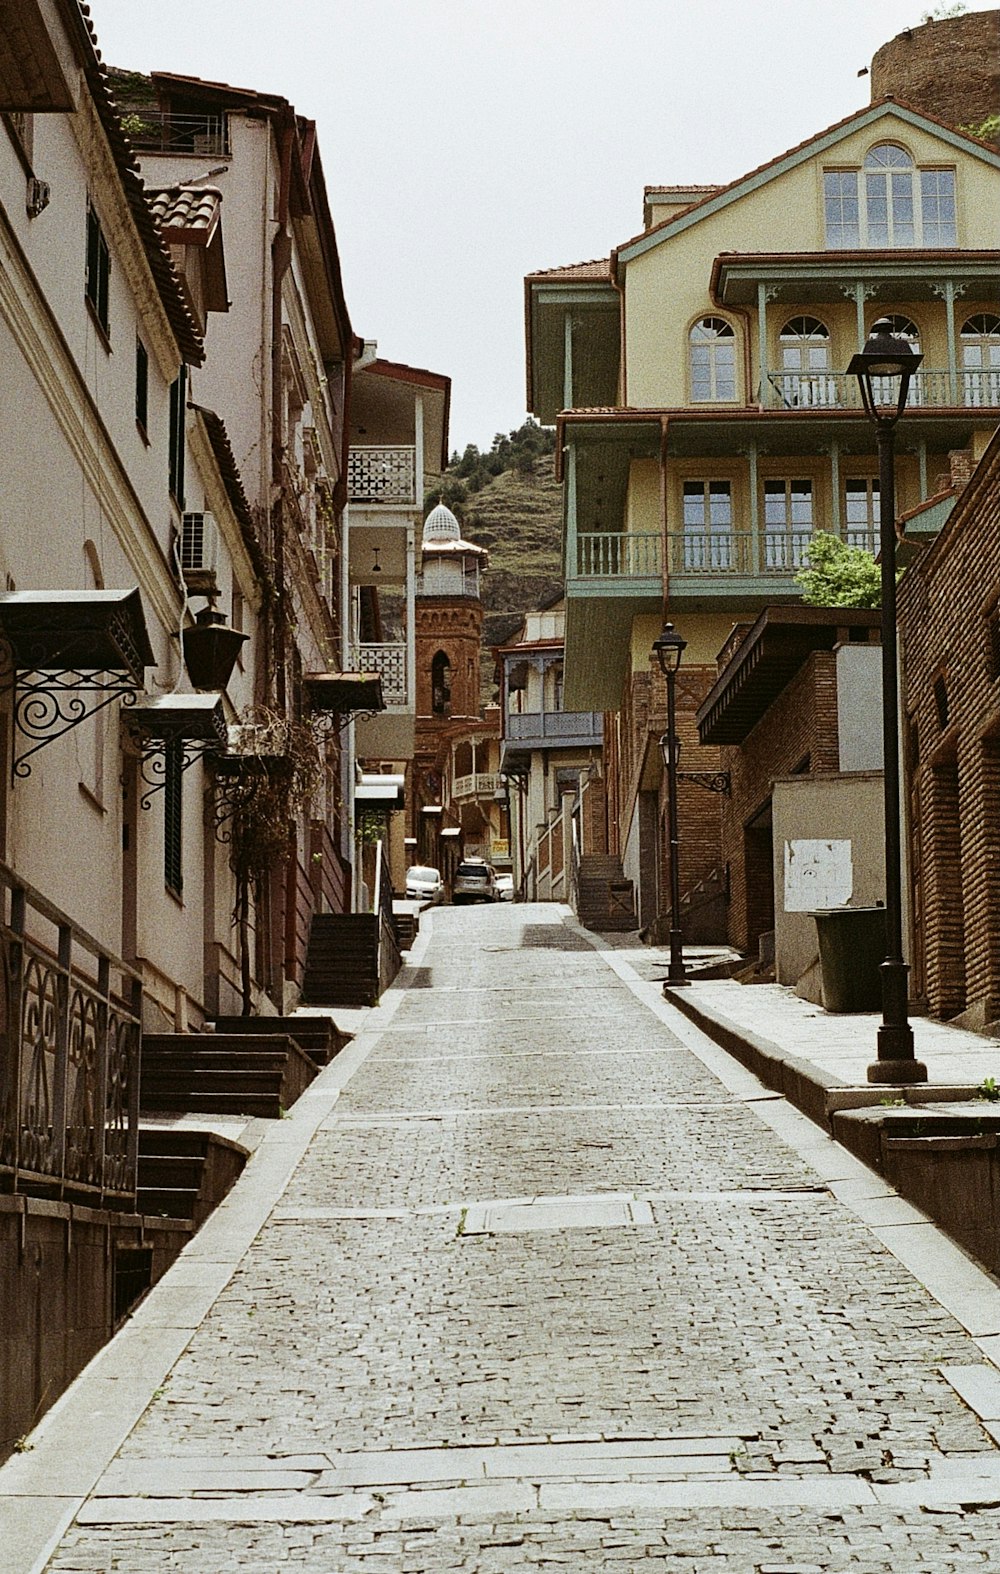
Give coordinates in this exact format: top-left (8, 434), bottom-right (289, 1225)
top-left (20, 905), bottom-right (1000, 1569)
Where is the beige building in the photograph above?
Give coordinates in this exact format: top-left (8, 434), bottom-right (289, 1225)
top-left (526, 95), bottom-right (1000, 942)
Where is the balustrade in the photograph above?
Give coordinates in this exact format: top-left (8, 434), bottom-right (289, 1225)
top-left (347, 445), bottom-right (417, 505)
top-left (356, 642), bottom-right (407, 706)
top-left (576, 532), bottom-right (661, 579)
top-left (0, 865), bottom-right (141, 1203)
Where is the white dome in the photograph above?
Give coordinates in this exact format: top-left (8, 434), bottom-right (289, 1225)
top-left (423, 501), bottom-right (462, 544)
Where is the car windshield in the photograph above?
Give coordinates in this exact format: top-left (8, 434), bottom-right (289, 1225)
top-left (407, 867), bottom-right (440, 882)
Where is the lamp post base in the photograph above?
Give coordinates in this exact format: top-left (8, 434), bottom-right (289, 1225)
top-left (867, 1036), bottom-right (929, 1085)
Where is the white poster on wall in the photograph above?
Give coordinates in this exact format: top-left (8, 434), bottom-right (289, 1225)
top-left (784, 839), bottom-right (854, 912)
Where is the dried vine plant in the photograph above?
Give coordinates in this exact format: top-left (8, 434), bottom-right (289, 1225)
top-left (225, 705), bottom-right (325, 1011)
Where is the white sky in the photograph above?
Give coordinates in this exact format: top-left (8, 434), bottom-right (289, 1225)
top-left (92, 0), bottom-right (937, 453)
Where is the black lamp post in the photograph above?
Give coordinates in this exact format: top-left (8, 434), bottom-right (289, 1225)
top-left (653, 620), bottom-right (689, 989)
top-left (847, 318), bottom-right (927, 1084)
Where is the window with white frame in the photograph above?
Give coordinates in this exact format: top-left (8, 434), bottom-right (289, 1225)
top-left (763, 479), bottom-right (813, 570)
top-left (844, 478), bottom-right (879, 552)
top-left (682, 480), bottom-right (733, 570)
top-left (961, 314), bottom-right (1000, 407)
top-left (823, 143), bottom-right (956, 248)
top-left (778, 317), bottom-right (836, 407)
top-left (689, 317), bottom-right (736, 402)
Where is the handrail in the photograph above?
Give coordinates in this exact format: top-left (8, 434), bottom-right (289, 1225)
top-left (0, 862), bottom-right (142, 1203)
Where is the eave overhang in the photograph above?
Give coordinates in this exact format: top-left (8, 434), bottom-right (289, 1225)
top-left (713, 250), bottom-right (1000, 307)
top-left (696, 605), bottom-right (881, 746)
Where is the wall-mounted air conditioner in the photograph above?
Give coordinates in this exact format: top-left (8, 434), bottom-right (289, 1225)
top-left (180, 511), bottom-right (218, 575)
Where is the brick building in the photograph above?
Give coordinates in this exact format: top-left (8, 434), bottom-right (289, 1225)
top-left (697, 608), bottom-right (882, 960)
top-left (899, 427), bottom-right (1000, 1029)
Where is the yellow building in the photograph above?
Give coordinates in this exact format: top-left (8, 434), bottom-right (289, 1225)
top-left (526, 96), bottom-right (1000, 937)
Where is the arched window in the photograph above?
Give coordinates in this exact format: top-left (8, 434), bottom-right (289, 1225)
top-left (778, 317), bottom-right (834, 406)
top-left (431, 650), bottom-right (452, 716)
top-left (823, 144), bottom-right (955, 248)
top-left (863, 144), bottom-right (915, 247)
top-left (689, 317), bottom-right (736, 402)
top-left (868, 314), bottom-right (924, 407)
top-left (961, 314), bottom-right (1000, 408)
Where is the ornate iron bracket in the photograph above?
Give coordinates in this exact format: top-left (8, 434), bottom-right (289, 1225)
top-left (11, 666), bottom-right (140, 778)
top-left (129, 736), bottom-right (223, 810)
top-left (310, 706), bottom-right (381, 740)
top-left (677, 770), bottom-right (731, 795)
top-left (209, 754), bottom-right (284, 844)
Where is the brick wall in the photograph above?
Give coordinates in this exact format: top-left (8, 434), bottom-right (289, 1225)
top-left (415, 599), bottom-right (483, 719)
top-left (899, 431), bottom-right (1000, 1026)
top-left (871, 12), bottom-right (1000, 143)
top-left (721, 652), bottom-right (842, 954)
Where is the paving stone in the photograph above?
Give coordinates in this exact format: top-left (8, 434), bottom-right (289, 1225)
top-left (31, 905), bottom-right (1000, 1570)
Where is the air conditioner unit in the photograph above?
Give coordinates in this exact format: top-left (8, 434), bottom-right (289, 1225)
top-left (180, 512), bottom-right (218, 575)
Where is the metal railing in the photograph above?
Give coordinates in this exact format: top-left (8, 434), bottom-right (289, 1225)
top-left (122, 109), bottom-right (229, 157)
top-left (667, 528), bottom-right (876, 577)
top-left (0, 864), bottom-right (141, 1203)
top-left (356, 642), bottom-right (407, 706)
top-left (576, 532), bottom-right (661, 579)
top-left (764, 368), bottom-right (1000, 411)
top-left (452, 772), bottom-right (498, 800)
top-left (347, 446), bottom-right (417, 506)
top-left (507, 711), bottom-right (603, 742)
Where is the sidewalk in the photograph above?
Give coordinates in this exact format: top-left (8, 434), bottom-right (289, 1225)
top-left (605, 937), bottom-right (1000, 1118)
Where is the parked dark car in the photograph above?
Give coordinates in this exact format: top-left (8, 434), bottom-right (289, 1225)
top-left (452, 860), bottom-right (497, 904)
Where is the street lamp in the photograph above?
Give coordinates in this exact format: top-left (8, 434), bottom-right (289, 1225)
top-left (847, 318), bottom-right (927, 1084)
top-left (652, 620), bottom-right (689, 989)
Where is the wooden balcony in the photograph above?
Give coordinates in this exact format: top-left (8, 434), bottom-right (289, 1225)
top-left (453, 772), bottom-right (498, 801)
top-left (763, 368), bottom-right (1000, 411)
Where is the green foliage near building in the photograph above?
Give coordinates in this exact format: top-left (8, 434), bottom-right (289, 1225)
top-left (796, 532), bottom-right (883, 608)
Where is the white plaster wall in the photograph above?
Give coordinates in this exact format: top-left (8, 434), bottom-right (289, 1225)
top-left (836, 643), bottom-right (884, 772)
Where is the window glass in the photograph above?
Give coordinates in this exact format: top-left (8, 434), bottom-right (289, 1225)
top-left (85, 201), bottom-right (110, 335)
top-left (682, 480), bottom-right (733, 569)
top-left (824, 171), bottom-right (860, 248)
top-left (690, 317), bottom-right (736, 402)
top-left (961, 314), bottom-right (1000, 407)
top-left (844, 478), bottom-right (879, 550)
top-left (135, 338), bottom-right (148, 432)
top-left (920, 169), bottom-right (956, 246)
top-left (763, 480), bottom-right (813, 569)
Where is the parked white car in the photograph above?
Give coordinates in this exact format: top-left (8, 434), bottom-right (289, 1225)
top-left (405, 865), bottom-right (444, 904)
top-left (452, 860), bottom-right (498, 904)
top-left (494, 872), bottom-right (515, 902)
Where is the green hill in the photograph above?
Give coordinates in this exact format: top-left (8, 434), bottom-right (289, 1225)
top-left (427, 423), bottom-right (564, 701)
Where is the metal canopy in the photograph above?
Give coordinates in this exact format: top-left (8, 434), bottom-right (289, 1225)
top-left (0, 589), bottom-right (155, 777)
top-left (306, 671), bottom-right (385, 714)
top-left (696, 606), bottom-right (881, 745)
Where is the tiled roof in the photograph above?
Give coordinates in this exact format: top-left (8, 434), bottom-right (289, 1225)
top-left (147, 186), bottom-right (222, 244)
top-left (643, 184), bottom-right (722, 194)
top-left (526, 257), bottom-right (611, 282)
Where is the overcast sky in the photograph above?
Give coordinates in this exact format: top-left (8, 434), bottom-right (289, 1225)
top-left (93, 0), bottom-right (938, 453)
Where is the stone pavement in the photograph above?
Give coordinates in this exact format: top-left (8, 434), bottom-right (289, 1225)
top-left (5, 904), bottom-right (1000, 1570)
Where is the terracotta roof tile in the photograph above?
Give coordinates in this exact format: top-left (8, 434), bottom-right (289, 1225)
top-left (147, 185), bottom-right (222, 243)
top-left (526, 257), bottom-right (611, 282)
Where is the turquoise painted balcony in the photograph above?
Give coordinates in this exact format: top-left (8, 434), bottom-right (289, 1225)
top-left (574, 531), bottom-right (661, 590)
top-left (763, 368), bottom-right (1000, 411)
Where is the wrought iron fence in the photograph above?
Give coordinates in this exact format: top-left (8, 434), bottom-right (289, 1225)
top-left (123, 109), bottom-right (229, 157)
top-left (0, 864), bottom-right (141, 1203)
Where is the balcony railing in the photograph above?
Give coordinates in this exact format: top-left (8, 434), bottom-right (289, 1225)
top-left (348, 446), bottom-right (417, 506)
top-left (764, 369), bottom-right (1000, 411)
top-left (576, 532), bottom-right (661, 579)
top-left (356, 642), bottom-right (407, 706)
top-left (667, 526), bottom-right (877, 577)
top-left (0, 864), bottom-right (141, 1203)
top-left (121, 109), bottom-right (229, 157)
top-left (453, 772), bottom-right (497, 800)
top-left (507, 711), bottom-right (603, 743)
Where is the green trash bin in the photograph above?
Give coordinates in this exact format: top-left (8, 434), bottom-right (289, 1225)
top-left (811, 906), bottom-right (886, 1013)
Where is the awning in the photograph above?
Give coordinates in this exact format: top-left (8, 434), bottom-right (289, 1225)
top-left (0, 589), bottom-right (154, 677)
top-left (356, 781), bottom-right (405, 808)
top-left (306, 671), bottom-right (385, 714)
top-left (127, 692), bottom-right (228, 747)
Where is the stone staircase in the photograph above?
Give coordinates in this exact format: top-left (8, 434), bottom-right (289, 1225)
top-left (211, 1013), bottom-right (351, 1068)
top-left (576, 854), bottom-right (638, 932)
top-left (136, 1127), bottom-right (248, 1227)
top-left (302, 913), bottom-right (401, 1008)
top-left (139, 1032), bottom-right (317, 1118)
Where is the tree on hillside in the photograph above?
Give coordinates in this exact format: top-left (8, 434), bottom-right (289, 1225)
top-left (446, 418), bottom-right (555, 493)
top-left (795, 532), bottom-right (883, 608)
